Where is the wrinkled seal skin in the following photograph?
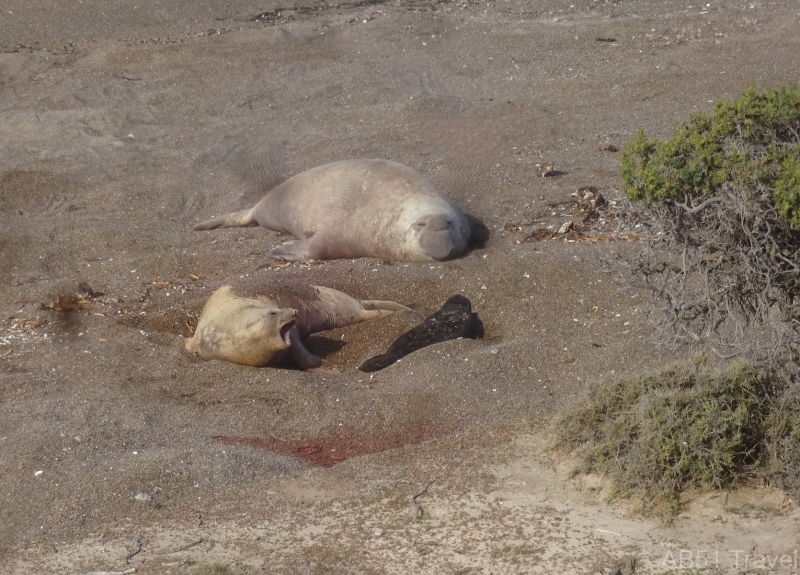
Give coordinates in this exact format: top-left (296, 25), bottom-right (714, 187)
top-left (186, 284), bottom-right (410, 369)
top-left (193, 159), bottom-right (472, 262)
top-left (358, 294), bottom-right (482, 372)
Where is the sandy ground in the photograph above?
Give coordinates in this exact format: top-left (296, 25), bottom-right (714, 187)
top-left (2, 1), bottom-right (800, 573)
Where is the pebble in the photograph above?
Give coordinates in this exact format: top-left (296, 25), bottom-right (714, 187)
top-left (135, 492), bottom-right (152, 502)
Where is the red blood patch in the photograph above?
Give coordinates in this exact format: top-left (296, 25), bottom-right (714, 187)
top-left (212, 420), bottom-right (443, 467)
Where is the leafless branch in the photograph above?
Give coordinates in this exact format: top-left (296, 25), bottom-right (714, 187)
top-left (631, 158), bottom-right (800, 364)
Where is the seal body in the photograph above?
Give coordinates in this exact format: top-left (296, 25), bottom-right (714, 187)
top-left (193, 159), bottom-right (472, 262)
top-left (185, 284), bottom-right (409, 369)
top-left (358, 294), bottom-right (481, 372)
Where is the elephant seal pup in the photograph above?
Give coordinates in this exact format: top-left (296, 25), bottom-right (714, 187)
top-left (358, 294), bottom-right (481, 372)
top-left (193, 159), bottom-right (473, 262)
top-left (186, 284), bottom-right (410, 369)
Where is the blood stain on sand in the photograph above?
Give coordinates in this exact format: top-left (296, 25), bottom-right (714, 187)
top-left (211, 420), bottom-right (444, 467)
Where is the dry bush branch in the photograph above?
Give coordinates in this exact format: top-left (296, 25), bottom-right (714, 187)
top-left (631, 151), bottom-right (800, 363)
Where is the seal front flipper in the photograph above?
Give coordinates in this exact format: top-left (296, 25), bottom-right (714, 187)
top-left (285, 327), bottom-right (339, 373)
top-left (267, 238), bottom-right (314, 262)
top-left (287, 325), bottom-right (324, 371)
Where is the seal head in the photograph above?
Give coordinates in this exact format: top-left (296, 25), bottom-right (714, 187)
top-left (414, 213), bottom-right (467, 261)
top-left (185, 286), bottom-right (297, 367)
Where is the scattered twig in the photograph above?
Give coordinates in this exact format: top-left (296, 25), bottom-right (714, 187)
top-left (412, 480), bottom-right (434, 517)
top-left (75, 569), bottom-right (135, 575)
top-left (414, 539), bottom-right (440, 552)
top-left (156, 538), bottom-right (204, 554)
top-left (125, 540), bottom-right (143, 563)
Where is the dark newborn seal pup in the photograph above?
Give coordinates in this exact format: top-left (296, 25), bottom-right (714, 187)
top-left (358, 294), bottom-right (481, 372)
top-left (193, 159), bottom-right (472, 262)
top-left (186, 284), bottom-right (409, 370)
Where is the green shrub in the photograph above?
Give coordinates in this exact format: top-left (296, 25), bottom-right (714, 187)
top-left (558, 359), bottom-right (800, 514)
top-left (621, 84), bottom-right (800, 228)
top-left (621, 86), bottom-right (800, 359)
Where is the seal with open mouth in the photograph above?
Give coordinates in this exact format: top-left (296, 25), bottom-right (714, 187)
top-left (186, 284), bottom-right (410, 369)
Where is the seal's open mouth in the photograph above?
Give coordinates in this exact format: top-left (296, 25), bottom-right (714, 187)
top-left (280, 320), bottom-right (296, 346)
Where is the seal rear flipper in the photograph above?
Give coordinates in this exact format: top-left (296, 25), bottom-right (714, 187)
top-left (267, 238), bottom-right (314, 262)
top-left (287, 325), bottom-right (324, 370)
top-left (359, 300), bottom-right (412, 316)
top-left (193, 208), bottom-right (257, 231)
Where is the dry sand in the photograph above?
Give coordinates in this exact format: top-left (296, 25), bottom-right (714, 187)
top-left (2, 1), bottom-right (799, 573)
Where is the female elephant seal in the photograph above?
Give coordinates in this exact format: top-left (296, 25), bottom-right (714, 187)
top-left (185, 284), bottom-right (409, 369)
top-left (358, 294), bottom-right (481, 372)
top-left (193, 159), bottom-right (473, 262)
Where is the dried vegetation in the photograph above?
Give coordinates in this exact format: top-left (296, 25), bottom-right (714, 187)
top-left (559, 359), bottom-right (800, 514)
top-left (560, 86), bottom-right (800, 513)
top-left (622, 85), bottom-right (800, 363)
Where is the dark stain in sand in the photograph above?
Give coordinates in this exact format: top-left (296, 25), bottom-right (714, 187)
top-left (212, 420), bottom-right (443, 467)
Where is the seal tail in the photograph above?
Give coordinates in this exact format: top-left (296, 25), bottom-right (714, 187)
top-left (193, 209), bottom-right (257, 231)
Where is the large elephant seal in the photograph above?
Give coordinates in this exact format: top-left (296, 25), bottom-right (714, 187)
top-left (185, 284), bottom-right (409, 369)
top-left (358, 294), bottom-right (482, 372)
top-left (193, 159), bottom-right (473, 262)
